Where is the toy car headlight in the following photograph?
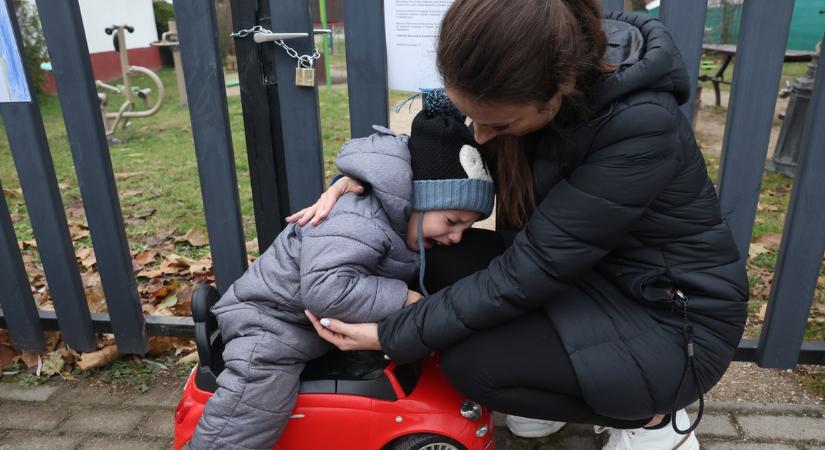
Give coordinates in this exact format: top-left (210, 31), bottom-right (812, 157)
top-left (460, 400), bottom-right (482, 421)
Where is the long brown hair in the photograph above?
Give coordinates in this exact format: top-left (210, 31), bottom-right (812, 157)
top-left (437, 0), bottom-right (612, 228)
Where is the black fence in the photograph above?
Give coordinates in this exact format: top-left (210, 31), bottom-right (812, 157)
top-left (1, 0), bottom-right (823, 368)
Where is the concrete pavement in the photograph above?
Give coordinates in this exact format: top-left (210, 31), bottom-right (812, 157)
top-left (2, 380), bottom-right (825, 449)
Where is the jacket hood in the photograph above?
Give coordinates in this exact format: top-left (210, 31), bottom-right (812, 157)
top-left (590, 12), bottom-right (691, 112)
top-left (335, 125), bottom-right (412, 235)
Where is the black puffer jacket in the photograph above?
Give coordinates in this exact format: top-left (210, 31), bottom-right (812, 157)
top-left (378, 12), bottom-right (748, 419)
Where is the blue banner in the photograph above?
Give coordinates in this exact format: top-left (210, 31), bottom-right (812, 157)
top-left (0, 0), bottom-right (31, 103)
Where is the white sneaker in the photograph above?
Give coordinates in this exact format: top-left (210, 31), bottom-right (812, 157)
top-left (505, 414), bottom-right (566, 438)
top-left (597, 409), bottom-right (700, 450)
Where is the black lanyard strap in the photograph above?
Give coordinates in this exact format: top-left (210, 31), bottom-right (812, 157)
top-left (671, 289), bottom-right (704, 435)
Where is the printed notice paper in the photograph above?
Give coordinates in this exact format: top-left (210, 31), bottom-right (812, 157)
top-left (384, 0), bottom-right (453, 93)
top-left (0, 0), bottom-right (31, 103)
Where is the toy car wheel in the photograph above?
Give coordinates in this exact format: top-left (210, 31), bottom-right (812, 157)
top-left (387, 433), bottom-right (466, 450)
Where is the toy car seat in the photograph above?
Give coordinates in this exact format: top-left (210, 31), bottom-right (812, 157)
top-left (191, 284), bottom-right (421, 399)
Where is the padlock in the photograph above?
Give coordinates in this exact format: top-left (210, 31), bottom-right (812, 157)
top-left (295, 66), bottom-right (315, 87)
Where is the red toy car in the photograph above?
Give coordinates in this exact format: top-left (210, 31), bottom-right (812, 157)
top-left (173, 284), bottom-right (495, 450)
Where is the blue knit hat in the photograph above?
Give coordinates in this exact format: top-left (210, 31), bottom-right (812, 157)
top-left (409, 89), bottom-right (495, 219)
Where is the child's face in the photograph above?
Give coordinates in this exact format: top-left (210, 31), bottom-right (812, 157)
top-left (406, 209), bottom-right (481, 251)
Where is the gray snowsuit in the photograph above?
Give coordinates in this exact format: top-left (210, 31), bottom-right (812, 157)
top-left (191, 126), bottom-right (419, 450)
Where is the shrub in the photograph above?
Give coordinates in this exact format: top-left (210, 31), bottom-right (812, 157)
top-left (11, 0), bottom-right (47, 94)
top-left (153, 0), bottom-right (176, 67)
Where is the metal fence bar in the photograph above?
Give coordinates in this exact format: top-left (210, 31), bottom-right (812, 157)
top-left (1, 106), bottom-right (98, 352)
top-left (659, 0), bottom-right (708, 122)
top-left (757, 31), bottom-right (825, 368)
top-left (0, 0), bottom-right (96, 351)
top-left (174, 0), bottom-right (248, 292)
top-left (601, 0), bottom-right (623, 12)
top-left (267, 0), bottom-right (325, 212)
top-left (0, 180), bottom-right (44, 350)
top-left (0, 309), bottom-right (195, 338)
top-left (716, 0), bottom-right (794, 261)
top-left (343, 0), bottom-right (389, 138)
top-left (230, 0), bottom-right (288, 250)
top-left (35, 0), bottom-right (147, 354)
top-left (736, 339), bottom-right (825, 366)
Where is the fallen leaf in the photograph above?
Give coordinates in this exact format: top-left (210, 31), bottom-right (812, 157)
top-left (40, 351), bottom-right (65, 377)
top-left (85, 286), bottom-right (107, 313)
top-left (68, 223), bottom-right (90, 241)
top-left (20, 239), bottom-right (38, 250)
top-left (0, 344), bottom-right (17, 371)
top-left (148, 336), bottom-right (179, 356)
top-left (133, 250), bottom-right (157, 266)
top-left (77, 248), bottom-right (97, 269)
top-left (150, 287), bottom-right (169, 299)
top-left (756, 202), bottom-right (782, 212)
top-left (114, 171), bottom-right (144, 180)
top-left (176, 229), bottom-right (210, 247)
top-left (749, 243), bottom-right (770, 259)
top-left (160, 260), bottom-right (185, 276)
top-left (76, 345), bottom-right (119, 371)
top-left (65, 207), bottom-right (85, 217)
top-left (121, 188), bottom-right (144, 197)
top-left (137, 269), bottom-right (163, 279)
top-left (83, 272), bottom-right (102, 288)
top-left (188, 259), bottom-right (212, 275)
top-left (58, 346), bottom-right (79, 364)
top-left (150, 306), bottom-right (174, 317)
top-left (755, 233), bottom-right (782, 251)
top-left (172, 284), bottom-right (193, 315)
top-left (59, 371), bottom-right (77, 381)
top-left (245, 238), bottom-right (258, 254)
top-left (159, 296), bottom-right (178, 308)
top-left (192, 268), bottom-right (216, 284)
top-left (18, 350), bottom-right (40, 368)
top-left (144, 277), bottom-right (173, 299)
top-left (2, 188), bottom-right (22, 198)
top-left (133, 208), bottom-right (156, 219)
top-left (99, 334), bottom-right (116, 346)
top-left (44, 331), bottom-right (61, 352)
top-left (177, 351), bottom-right (199, 365)
top-left (10, 213), bottom-right (24, 222)
top-left (173, 339), bottom-right (196, 355)
top-left (148, 336), bottom-right (190, 356)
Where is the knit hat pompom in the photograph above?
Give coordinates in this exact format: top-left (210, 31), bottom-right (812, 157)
top-left (422, 88), bottom-right (465, 122)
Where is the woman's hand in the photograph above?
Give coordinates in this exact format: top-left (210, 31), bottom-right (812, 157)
top-left (286, 176), bottom-right (366, 226)
top-left (305, 310), bottom-right (382, 351)
top-left (406, 290), bottom-right (424, 306)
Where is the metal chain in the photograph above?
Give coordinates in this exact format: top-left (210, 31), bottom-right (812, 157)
top-left (230, 26), bottom-right (320, 68)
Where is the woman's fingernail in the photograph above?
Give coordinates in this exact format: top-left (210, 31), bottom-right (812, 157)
top-left (320, 318), bottom-right (330, 327)
top-left (304, 309), bottom-right (310, 317)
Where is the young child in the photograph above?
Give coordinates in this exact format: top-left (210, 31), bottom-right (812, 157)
top-left (191, 98), bottom-right (495, 449)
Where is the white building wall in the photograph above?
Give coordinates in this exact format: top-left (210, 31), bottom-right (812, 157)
top-left (78, 0), bottom-right (158, 53)
top-left (23, 0), bottom-right (158, 53)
